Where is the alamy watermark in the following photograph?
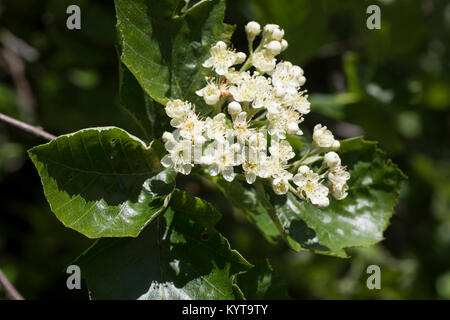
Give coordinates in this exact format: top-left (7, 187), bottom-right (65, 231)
top-left (366, 264), bottom-right (381, 290)
top-left (66, 5), bottom-right (81, 30)
top-left (66, 264), bottom-right (81, 290)
top-left (366, 5), bottom-right (381, 30)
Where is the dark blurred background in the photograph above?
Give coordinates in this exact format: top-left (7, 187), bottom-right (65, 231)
top-left (0, 0), bottom-right (449, 299)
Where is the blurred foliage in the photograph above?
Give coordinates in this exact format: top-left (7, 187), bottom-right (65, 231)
top-left (0, 0), bottom-right (449, 299)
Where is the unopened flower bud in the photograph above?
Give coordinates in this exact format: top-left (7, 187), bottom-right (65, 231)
top-left (292, 65), bottom-right (304, 77)
top-left (271, 28), bottom-right (284, 41)
top-left (162, 131), bottom-right (173, 142)
top-left (263, 24), bottom-right (282, 40)
top-left (266, 40), bottom-right (282, 55)
top-left (298, 76), bottom-right (306, 86)
top-left (298, 165), bottom-right (309, 174)
top-left (324, 151), bottom-right (341, 168)
top-left (235, 52), bottom-right (247, 64)
top-left (332, 140), bottom-right (340, 151)
top-left (245, 21), bottom-right (261, 39)
top-left (264, 24), bottom-right (279, 34)
top-left (280, 39), bottom-right (288, 51)
top-left (228, 101), bottom-right (241, 115)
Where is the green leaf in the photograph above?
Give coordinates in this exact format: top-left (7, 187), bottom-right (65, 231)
top-left (278, 138), bottom-right (406, 257)
top-left (216, 138), bottom-right (406, 257)
top-left (76, 189), bottom-right (252, 300)
top-left (309, 93), bottom-right (360, 120)
top-left (118, 61), bottom-right (171, 141)
top-left (237, 259), bottom-right (291, 300)
top-left (28, 127), bottom-right (175, 238)
top-left (214, 177), bottom-right (279, 243)
top-left (115, 0), bottom-right (234, 115)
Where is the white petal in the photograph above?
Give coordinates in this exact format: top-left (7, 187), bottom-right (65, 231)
top-left (195, 88), bottom-right (205, 96)
top-left (216, 65), bottom-right (227, 76)
top-left (161, 154), bottom-right (173, 168)
top-left (245, 172), bottom-right (256, 184)
top-left (292, 174), bottom-right (305, 187)
top-left (202, 58), bottom-right (214, 68)
top-left (222, 166), bottom-right (235, 182)
top-left (180, 164), bottom-right (192, 175)
top-left (208, 163), bottom-right (220, 176)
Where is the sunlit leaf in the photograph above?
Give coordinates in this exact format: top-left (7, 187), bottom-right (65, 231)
top-left (28, 127), bottom-right (174, 238)
top-left (215, 138), bottom-right (406, 257)
top-left (115, 0), bottom-right (234, 115)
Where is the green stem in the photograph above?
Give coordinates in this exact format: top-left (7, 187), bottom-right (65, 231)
top-left (176, 0), bottom-right (211, 17)
top-left (291, 147), bottom-right (313, 173)
top-left (254, 179), bottom-right (290, 244)
top-left (248, 38), bottom-right (254, 55)
top-left (212, 95), bottom-right (227, 116)
top-left (239, 56), bottom-right (253, 72)
top-left (253, 109), bottom-right (267, 121)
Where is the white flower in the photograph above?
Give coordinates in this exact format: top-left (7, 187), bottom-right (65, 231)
top-left (291, 94), bottom-right (310, 115)
top-left (251, 76), bottom-right (277, 110)
top-left (324, 151), bottom-right (341, 168)
top-left (313, 124), bottom-right (337, 148)
top-left (225, 69), bottom-right (251, 85)
top-left (269, 140), bottom-right (295, 162)
top-left (242, 162), bottom-right (259, 184)
top-left (205, 113), bottom-right (228, 142)
top-left (245, 21), bottom-right (261, 39)
top-left (161, 138), bottom-right (193, 175)
top-left (267, 108), bottom-right (303, 138)
top-left (328, 165), bottom-right (350, 185)
top-left (159, 21), bottom-right (352, 208)
top-left (242, 153), bottom-right (267, 184)
top-left (203, 141), bottom-right (241, 182)
top-left (263, 24), bottom-right (284, 41)
top-left (165, 99), bottom-right (191, 120)
top-left (245, 132), bottom-right (267, 165)
top-left (229, 73), bottom-right (271, 106)
top-left (252, 51), bottom-right (276, 73)
top-left (272, 169), bottom-right (293, 195)
top-left (171, 113), bottom-right (206, 144)
top-left (331, 183), bottom-right (348, 200)
top-left (248, 132), bottom-right (267, 153)
top-left (196, 82), bottom-right (221, 105)
top-left (229, 78), bottom-right (257, 102)
top-left (286, 121), bottom-right (302, 135)
top-left (202, 41), bottom-right (237, 75)
top-left (293, 166), bottom-right (330, 207)
top-left (258, 155), bottom-right (282, 178)
top-left (270, 61), bottom-right (305, 94)
top-left (328, 165), bottom-right (350, 200)
top-left (233, 112), bottom-right (253, 141)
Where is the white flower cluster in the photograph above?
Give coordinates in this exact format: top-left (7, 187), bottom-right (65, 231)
top-left (160, 21), bottom-right (350, 208)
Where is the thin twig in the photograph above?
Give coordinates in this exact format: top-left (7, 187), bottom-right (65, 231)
top-left (0, 268), bottom-right (24, 300)
top-left (1, 48), bottom-right (36, 122)
top-left (0, 112), bottom-right (55, 141)
top-left (174, 0), bottom-right (211, 18)
top-left (0, 29), bottom-right (39, 122)
top-left (254, 180), bottom-right (290, 244)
